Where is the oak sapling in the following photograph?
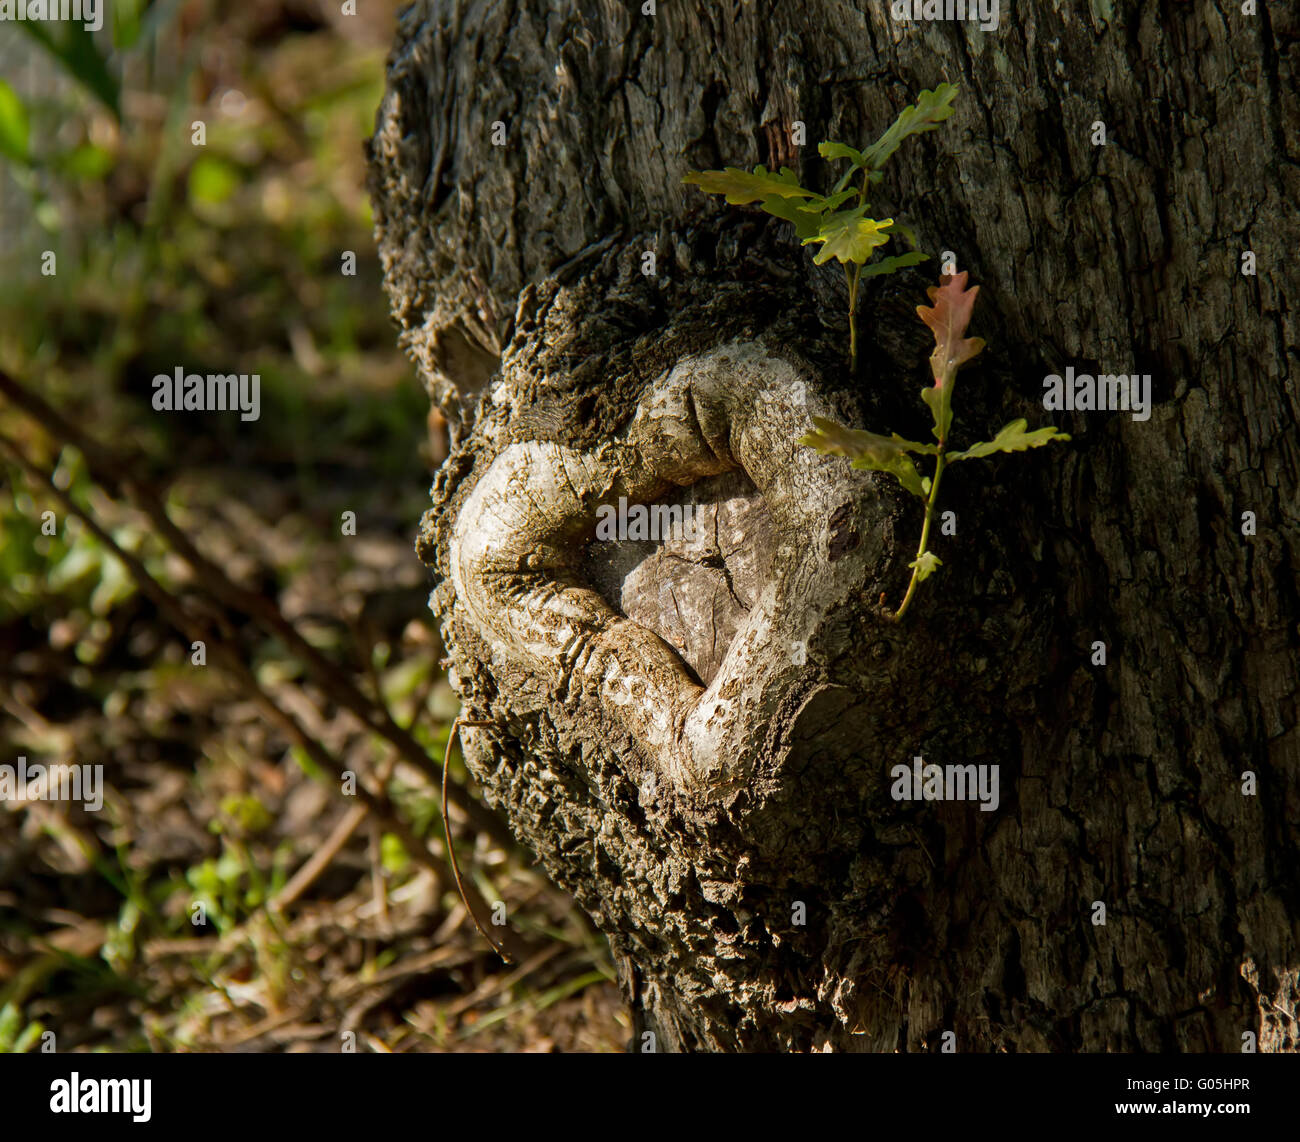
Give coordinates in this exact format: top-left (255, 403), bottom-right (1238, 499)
top-left (684, 83), bottom-right (959, 369)
top-left (686, 85), bottom-right (1066, 620)
top-left (801, 270), bottom-right (1070, 621)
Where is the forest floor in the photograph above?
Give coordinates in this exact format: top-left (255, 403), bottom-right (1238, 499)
top-left (0, 1), bottom-right (624, 1052)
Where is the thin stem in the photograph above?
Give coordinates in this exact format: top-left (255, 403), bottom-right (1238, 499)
top-left (891, 450), bottom-right (947, 622)
top-left (844, 263), bottom-right (857, 369)
top-left (846, 164), bottom-right (872, 373)
top-left (848, 265), bottom-right (861, 369)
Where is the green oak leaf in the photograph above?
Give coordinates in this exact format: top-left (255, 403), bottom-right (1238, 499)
top-left (859, 250), bottom-right (930, 279)
top-left (797, 188), bottom-right (858, 214)
top-left (886, 220), bottom-right (922, 250)
top-left (682, 164), bottom-right (815, 205)
top-left (757, 195), bottom-right (824, 241)
top-left (818, 140), bottom-right (867, 168)
top-left (802, 207), bottom-right (894, 266)
top-left (830, 166), bottom-right (858, 196)
top-left (921, 383), bottom-right (953, 445)
top-left (908, 550), bottom-right (943, 582)
top-left (800, 416), bottom-right (933, 497)
top-left (948, 419), bottom-right (1072, 462)
top-left (821, 141), bottom-right (869, 195)
top-left (863, 83), bottom-right (959, 170)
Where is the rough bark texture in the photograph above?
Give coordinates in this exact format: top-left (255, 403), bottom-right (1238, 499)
top-left (367, 0), bottom-right (1300, 1051)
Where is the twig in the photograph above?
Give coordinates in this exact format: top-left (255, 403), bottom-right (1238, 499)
top-left (270, 802), bottom-right (369, 911)
top-left (442, 716), bottom-right (513, 964)
top-left (442, 942), bottom-right (564, 1019)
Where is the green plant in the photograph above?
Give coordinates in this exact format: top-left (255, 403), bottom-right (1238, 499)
top-left (684, 86), bottom-right (1067, 620)
top-left (684, 84), bottom-right (959, 367)
top-left (12, 20), bottom-right (120, 119)
top-left (801, 270), bottom-right (1070, 620)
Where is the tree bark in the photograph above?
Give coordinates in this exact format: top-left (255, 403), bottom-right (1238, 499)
top-left (366, 0), bottom-right (1300, 1051)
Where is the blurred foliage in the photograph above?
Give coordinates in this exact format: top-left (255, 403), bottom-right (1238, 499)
top-left (0, 1), bottom-right (621, 1053)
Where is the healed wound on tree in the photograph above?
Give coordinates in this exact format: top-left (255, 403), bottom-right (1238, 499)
top-left (449, 340), bottom-right (884, 797)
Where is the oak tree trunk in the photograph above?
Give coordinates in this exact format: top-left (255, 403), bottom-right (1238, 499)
top-left (366, 0), bottom-right (1300, 1052)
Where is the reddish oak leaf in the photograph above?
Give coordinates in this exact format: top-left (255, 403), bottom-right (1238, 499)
top-left (917, 269), bottom-right (986, 444)
top-left (917, 270), bottom-right (985, 388)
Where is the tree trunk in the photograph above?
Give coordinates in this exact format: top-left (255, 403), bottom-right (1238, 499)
top-left (366, 0), bottom-right (1299, 1052)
